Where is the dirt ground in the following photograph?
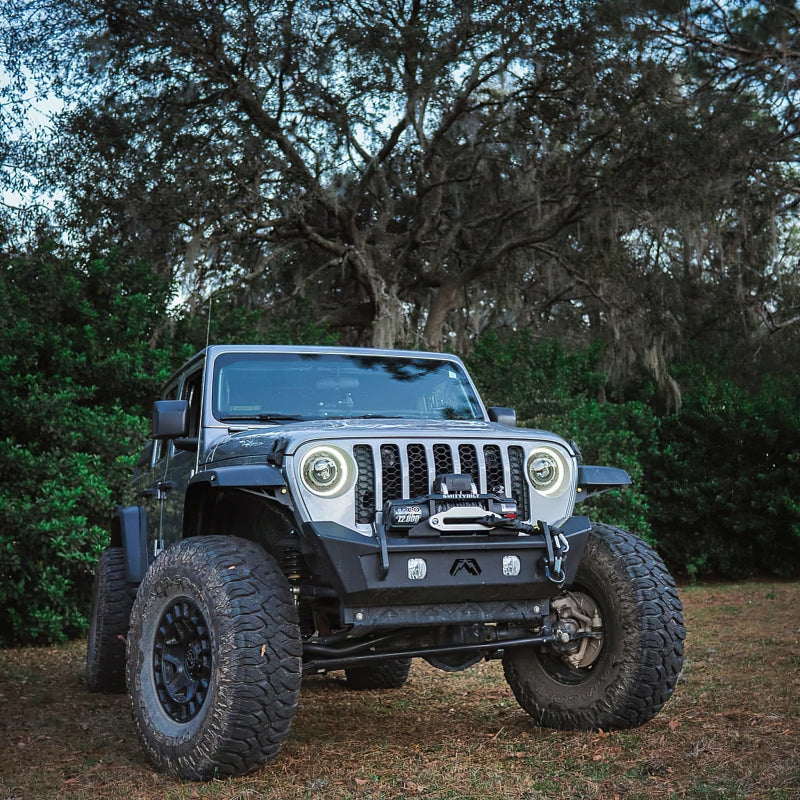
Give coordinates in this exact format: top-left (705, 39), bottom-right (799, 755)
top-left (1, 580), bottom-right (799, 800)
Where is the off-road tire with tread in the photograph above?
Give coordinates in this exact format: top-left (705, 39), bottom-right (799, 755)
top-left (126, 536), bottom-right (301, 780)
top-left (345, 658), bottom-right (412, 690)
top-left (503, 523), bottom-right (684, 731)
top-left (86, 547), bottom-right (138, 693)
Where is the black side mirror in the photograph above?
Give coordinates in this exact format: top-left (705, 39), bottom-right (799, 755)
top-left (152, 399), bottom-right (189, 440)
top-left (487, 406), bottom-right (516, 426)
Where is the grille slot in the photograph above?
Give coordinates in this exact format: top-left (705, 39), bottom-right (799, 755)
top-left (484, 444), bottom-right (504, 494)
top-left (353, 444), bottom-right (375, 524)
top-left (508, 445), bottom-right (530, 521)
top-left (432, 443), bottom-right (454, 476)
top-left (380, 444), bottom-right (402, 501)
top-left (407, 443), bottom-right (429, 498)
top-left (354, 440), bottom-right (531, 525)
top-left (458, 444), bottom-right (480, 487)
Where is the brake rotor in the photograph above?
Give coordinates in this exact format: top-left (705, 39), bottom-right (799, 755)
top-left (550, 591), bottom-right (604, 670)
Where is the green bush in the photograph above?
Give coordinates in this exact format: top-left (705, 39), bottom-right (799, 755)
top-left (646, 371), bottom-right (800, 580)
top-left (467, 330), bottom-right (606, 421)
top-left (468, 331), bottom-right (800, 579)
top-left (0, 245), bottom-right (173, 644)
top-left (550, 398), bottom-right (659, 542)
top-left (467, 331), bottom-right (657, 541)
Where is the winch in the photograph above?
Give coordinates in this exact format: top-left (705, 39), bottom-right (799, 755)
top-left (382, 473), bottom-right (519, 536)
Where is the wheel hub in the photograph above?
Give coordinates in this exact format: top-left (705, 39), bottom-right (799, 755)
top-left (153, 598), bottom-right (212, 723)
top-left (550, 591), bottom-right (604, 670)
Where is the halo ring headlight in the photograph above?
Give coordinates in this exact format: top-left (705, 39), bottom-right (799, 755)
top-left (527, 447), bottom-right (569, 497)
top-left (299, 445), bottom-right (355, 498)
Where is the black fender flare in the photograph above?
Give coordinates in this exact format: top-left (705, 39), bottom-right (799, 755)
top-left (184, 464), bottom-right (295, 539)
top-left (113, 504), bottom-right (149, 583)
top-left (188, 464), bottom-right (286, 490)
top-left (576, 465), bottom-right (631, 501)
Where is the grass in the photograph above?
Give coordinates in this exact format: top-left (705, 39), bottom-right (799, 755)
top-left (2, 580), bottom-right (799, 800)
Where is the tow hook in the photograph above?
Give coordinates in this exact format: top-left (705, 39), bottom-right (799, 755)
top-left (539, 520), bottom-right (569, 586)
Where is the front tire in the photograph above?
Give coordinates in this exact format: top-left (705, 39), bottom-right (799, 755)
top-left (86, 547), bottom-right (138, 693)
top-left (126, 536), bottom-right (301, 779)
top-left (503, 524), bottom-right (684, 731)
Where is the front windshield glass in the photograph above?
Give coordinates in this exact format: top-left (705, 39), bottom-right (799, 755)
top-left (212, 352), bottom-right (484, 422)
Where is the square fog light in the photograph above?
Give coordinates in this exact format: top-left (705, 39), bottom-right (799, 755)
top-left (408, 558), bottom-right (427, 580)
top-left (502, 555), bottom-right (521, 577)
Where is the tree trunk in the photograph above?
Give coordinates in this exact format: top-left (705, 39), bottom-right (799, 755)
top-left (349, 249), bottom-right (404, 349)
top-left (422, 280), bottom-right (459, 352)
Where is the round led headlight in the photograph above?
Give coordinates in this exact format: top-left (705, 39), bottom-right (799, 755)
top-left (299, 445), bottom-right (355, 498)
top-left (527, 447), bottom-right (570, 496)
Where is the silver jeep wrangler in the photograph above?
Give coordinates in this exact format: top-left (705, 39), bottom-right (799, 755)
top-left (87, 345), bottom-right (684, 779)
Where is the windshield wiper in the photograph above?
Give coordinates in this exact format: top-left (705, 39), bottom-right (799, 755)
top-left (219, 413), bottom-right (306, 423)
top-left (317, 413), bottom-right (405, 419)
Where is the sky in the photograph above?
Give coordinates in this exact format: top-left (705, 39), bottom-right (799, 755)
top-left (1, 66), bottom-right (63, 210)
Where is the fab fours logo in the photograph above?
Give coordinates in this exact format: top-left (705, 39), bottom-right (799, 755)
top-left (450, 558), bottom-right (482, 576)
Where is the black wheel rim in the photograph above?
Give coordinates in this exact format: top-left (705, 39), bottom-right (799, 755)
top-left (536, 649), bottom-right (596, 685)
top-left (153, 597), bottom-right (212, 723)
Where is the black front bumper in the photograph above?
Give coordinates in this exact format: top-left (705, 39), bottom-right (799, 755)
top-left (302, 515), bottom-right (592, 626)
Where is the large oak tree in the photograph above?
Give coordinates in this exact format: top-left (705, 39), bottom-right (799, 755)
top-left (2, 1), bottom-right (799, 398)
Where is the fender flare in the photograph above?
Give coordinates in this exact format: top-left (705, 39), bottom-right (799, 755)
top-left (576, 465), bottom-right (631, 501)
top-left (188, 463), bottom-right (286, 489)
top-left (113, 504), bottom-right (149, 583)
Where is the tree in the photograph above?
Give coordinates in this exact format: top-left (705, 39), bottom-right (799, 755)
top-left (620, 1), bottom-right (800, 390)
top-left (3, 1), bottom-right (608, 346)
top-left (2, 1), bottom-right (800, 402)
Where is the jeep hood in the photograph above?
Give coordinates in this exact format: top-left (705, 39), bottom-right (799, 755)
top-left (204, 418), bottom-right (570, 465)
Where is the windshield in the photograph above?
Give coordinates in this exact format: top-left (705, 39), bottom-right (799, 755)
top-left (212, 352), bottom-right (484, 422)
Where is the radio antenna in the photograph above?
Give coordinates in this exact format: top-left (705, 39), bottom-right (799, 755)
top-left (195, 296), bottom-right (213, 475)
top-left (204, 293), bottom-right (213, 351)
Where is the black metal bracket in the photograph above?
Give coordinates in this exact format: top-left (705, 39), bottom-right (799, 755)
top-left (373, 521), bottom-right (390, 579)
top-left (539, 520), bottom-right (567, 586)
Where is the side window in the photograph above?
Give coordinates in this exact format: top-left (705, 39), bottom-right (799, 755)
top-left (182, 369), bottom-right (203, 439)
top-left (154, 381), bottom-right (180, 462)
top-left (132, 441), bottom-right (155, 480)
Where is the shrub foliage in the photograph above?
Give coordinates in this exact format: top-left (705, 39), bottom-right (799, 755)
top-left (0, 245), bottom-right (173, 644)
top-left (468, 332), bottom-right (800, 580)
top-left (647, 371), bottom-right (800, 580)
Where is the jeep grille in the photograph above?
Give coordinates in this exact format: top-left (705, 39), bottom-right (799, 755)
top-left (353, 442), bottom-right (530, 524)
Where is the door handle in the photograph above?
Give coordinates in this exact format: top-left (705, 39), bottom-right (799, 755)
top-left (137, 481), bottom-right (175, 500)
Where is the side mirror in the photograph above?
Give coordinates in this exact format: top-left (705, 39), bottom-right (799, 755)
top-left (487, 406), bottom-right (516, 426)
top-left (152, 399), bottom-right (189, 440)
